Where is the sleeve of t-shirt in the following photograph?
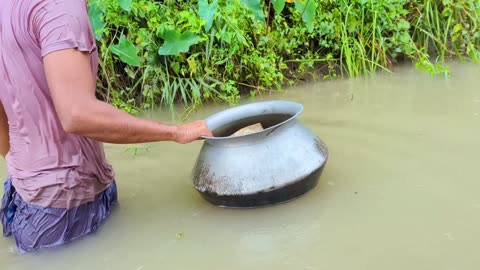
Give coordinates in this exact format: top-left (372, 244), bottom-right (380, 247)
top-left (34, 0), bottom-right (96, 58)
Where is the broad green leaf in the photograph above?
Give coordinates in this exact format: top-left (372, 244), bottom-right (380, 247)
top-left (223, 31), bottom-right (233, 43)
top-left (442, 0), bottom-right (452, 5)
top-left (452, 23), bottom-right (463, 42)
top-left (347, 17), bottom-right (357, 33)
top-left (88, 1), bottom-right (104, 40)
top-left (399, 32), bottom-right (411, 43)
top-left (241, 0), bottom-right (265, 24)
top-left (442, 6), bottom-right (453, 17)
top-left (171, 62), bottom-right (180, 74)
top-left (199, 0), bottom-right (218, 32)
top-left (110, 35), bottom-right (140, 66)
top-left (452, 23), bottom-right (463, 33)
top-left (294, 0), bottom-right (317, 32)
top-left (118, 0), bottom-right (132, 12)
top-left (397, 19), bottom-right (410, 30)
top-left (272, 0), bottom-right (285, 14)
top-left (158, 30), bottom-right (202, 56)
top-left (359, 0), bottom-right (369, 5)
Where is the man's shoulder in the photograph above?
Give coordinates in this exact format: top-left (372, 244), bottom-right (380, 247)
top-left (36, 0), bottom-right (87, 14)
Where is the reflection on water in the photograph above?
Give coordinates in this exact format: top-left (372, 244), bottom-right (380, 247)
top-left (2, 63), bottom-right (480, 270)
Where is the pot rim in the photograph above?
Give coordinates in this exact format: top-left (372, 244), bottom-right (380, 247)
top-left (200, 100), bottom-right (304, 140)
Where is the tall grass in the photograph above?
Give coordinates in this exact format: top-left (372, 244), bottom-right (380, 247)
top-left (410, 0), bottom-right (480, 63)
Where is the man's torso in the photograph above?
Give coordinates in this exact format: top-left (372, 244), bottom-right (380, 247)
top-left (0, 0), bottom-right (115, 209)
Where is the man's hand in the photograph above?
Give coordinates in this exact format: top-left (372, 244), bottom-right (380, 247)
top-left (174, 120), bottom-right (213, 144)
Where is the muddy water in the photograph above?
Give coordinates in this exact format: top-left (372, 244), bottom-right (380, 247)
top-left (2, 62), bottom-right (480, 270)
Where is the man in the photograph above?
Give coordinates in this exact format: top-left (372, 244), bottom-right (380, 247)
top-left (0, 0), bottom-right (213, 253)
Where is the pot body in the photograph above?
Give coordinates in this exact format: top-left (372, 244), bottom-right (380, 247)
top-left (192, 101), bottom-right (328, 208)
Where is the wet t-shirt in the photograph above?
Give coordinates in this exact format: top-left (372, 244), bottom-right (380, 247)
top-left (0, 0), bottom-right (115, 208)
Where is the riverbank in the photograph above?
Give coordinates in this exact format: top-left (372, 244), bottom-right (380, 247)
top-left (88, 0), bottom-right (480, 113)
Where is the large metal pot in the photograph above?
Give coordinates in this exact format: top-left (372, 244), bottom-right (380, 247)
top-left (192, 100), bottom-right (328, 208)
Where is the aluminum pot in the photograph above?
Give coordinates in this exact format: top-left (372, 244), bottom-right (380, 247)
top-left (192, 100), bottom-right (328, 208)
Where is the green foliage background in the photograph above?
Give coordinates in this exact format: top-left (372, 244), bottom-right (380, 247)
top-left (88, 0), bottom-right (480, 114)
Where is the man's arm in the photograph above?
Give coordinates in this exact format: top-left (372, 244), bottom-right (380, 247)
top-left (0, 101), bottom-right (9, 157)
top-left (43, 49), bottom-right (212, 144)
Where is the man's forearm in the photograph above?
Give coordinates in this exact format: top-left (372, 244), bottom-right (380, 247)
top-left (64, 99), bottom-right (177, 144)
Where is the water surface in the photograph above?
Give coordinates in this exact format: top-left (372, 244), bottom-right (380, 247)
top-left (1, 63), bottom-right (480, 270)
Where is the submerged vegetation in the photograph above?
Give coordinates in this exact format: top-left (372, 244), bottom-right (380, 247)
top-left (88, 0), bottom-right (480, 113)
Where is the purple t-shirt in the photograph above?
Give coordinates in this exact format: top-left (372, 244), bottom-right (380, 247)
top-left (0, 0), bottom-right (115, 208)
